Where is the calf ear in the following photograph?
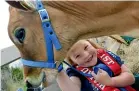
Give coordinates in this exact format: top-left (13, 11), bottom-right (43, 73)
top-left (6, 1), bottom-right (28, 11)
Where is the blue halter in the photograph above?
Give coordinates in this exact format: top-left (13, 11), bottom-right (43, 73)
top-left (21, 1), bottom-right (62, 69)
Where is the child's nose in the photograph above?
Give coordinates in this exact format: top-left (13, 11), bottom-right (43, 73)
top-left (83, 51), bottom-right (89, 58)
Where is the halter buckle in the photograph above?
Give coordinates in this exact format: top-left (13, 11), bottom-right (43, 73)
top-left (38, 9), bottom-right (50, 22)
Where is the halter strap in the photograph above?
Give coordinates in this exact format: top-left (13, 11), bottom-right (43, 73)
top-left (21, 0), bottom-right (62, 69)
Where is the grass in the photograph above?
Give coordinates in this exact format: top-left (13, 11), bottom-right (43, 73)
top-left (1, 65), bottom-right (25, 91)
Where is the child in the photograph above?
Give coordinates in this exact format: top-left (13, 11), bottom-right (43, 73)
top-left (57, 39), bottom-right (135, 91)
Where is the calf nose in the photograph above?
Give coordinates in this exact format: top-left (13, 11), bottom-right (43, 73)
top-left (26, 80), bottom-right (33, 88)
top-left (26, 80), bottom-right (42, 91)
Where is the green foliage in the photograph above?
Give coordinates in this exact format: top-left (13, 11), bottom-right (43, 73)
top-left (1, 65), bottom-right (24, 91)
top-left (10, 67), bottom-right (23, 82)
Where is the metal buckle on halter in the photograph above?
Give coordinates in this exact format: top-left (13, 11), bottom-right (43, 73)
top-left (38, 9), bottom-right (50, 22)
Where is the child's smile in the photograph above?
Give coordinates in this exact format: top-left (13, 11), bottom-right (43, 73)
top-left (69, 40), bottom-right (97, 67)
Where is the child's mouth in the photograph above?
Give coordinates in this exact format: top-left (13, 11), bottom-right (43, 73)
top-left (86, 55), bottom-right (93, 63)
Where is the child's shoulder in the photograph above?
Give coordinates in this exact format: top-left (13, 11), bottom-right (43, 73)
top-left (107, 51), bottom-right (117, 58)
top-left (107, 50), bottom-right (124, 65)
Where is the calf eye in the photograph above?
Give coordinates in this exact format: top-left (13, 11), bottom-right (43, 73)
top-left (14, 28), bottom-right (25, 43)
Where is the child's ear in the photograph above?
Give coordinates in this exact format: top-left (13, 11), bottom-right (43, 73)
top-left (86, 39), bottom-right (103, 49)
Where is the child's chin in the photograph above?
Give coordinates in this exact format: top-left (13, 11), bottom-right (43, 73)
top-left (84, 63), bottom-right (95, 67)
top-left (89, 60), bottom-right (97, 66)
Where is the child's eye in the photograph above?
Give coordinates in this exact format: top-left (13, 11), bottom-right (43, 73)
top-left (84, 45), bottom-right (88, 50)
top-left (76, 55), bottom-right (80, 58)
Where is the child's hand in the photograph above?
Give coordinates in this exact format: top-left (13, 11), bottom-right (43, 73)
top-left (91, 68), bottom-right (113, 86)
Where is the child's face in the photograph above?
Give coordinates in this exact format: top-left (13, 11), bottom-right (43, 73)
top-left (70, 40), bottom-right (97, 67)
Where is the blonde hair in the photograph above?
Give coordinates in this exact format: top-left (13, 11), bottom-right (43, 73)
top-left (65, 39), bottom-right (102, 65)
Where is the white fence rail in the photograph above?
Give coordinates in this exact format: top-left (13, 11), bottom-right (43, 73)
top-left (1, 45), bottom-right (21, 66)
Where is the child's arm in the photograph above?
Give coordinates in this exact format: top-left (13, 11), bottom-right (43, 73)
top-left (110, 64), bottom-right (135, 87)
top-left (57, 70), bottom-right (81, 91)
top-left (92, 64), bottom-right (135, 87)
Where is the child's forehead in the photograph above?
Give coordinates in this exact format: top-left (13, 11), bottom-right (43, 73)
top-left (74, 40), bottom-right (86, 48)
top-left (76, 40), bottom-right (87, 45)
top-left (70, 40), bottom-right (87, 53)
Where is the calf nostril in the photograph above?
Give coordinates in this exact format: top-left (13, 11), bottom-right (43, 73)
top-left (26, 80), bottom-right (33, 88)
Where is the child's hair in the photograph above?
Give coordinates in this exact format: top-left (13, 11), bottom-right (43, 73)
top-left (65, 39), bottom-right (102, 65)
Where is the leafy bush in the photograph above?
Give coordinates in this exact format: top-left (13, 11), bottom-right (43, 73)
top-left (10, 67), bottom-right (23, 82)
top-left (1, 65), bottom-right (24, 91)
